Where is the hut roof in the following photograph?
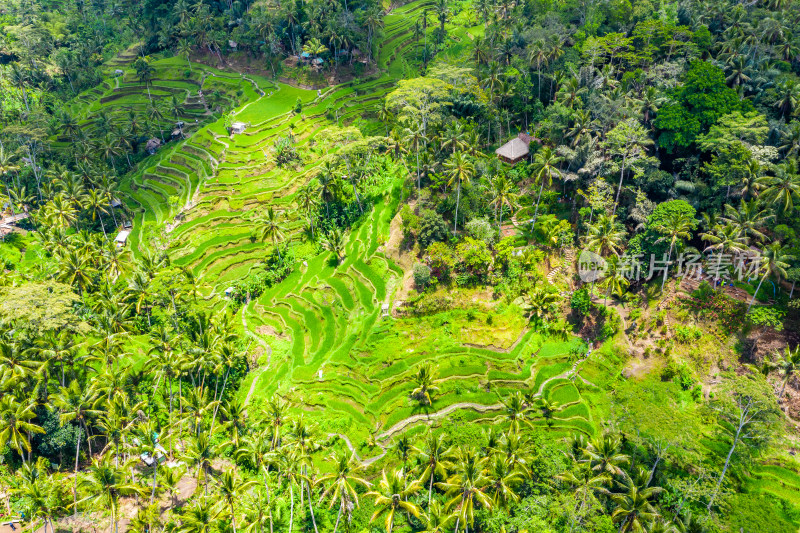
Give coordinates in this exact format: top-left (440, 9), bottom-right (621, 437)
top-left (145, 138), bottom-right (161, 151)
top-left (495, 137), bottom-right (530, 160)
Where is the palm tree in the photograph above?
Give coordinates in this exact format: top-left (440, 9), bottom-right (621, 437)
top-left (609, 471), bottom-right (663, 533)
top-left (444, 151), bottom-right (475, 233)
top-left (402, 121), bottom-right (426, 198)
top-left (500, 392), bottom-right (529, 433)
top-left (436, 448), bottom-right (492, 533)
top-left (486, 455), bottom-right (523, 509)
top-left (317, 451), bottom-right (370, 533)
top-left (413, 431), bottom-right (451, 505)
top-left (0, 395), bottom-right (44, 463)
top-left (585, 214), bottom-right (626, 257)
top-left (296, 184), bottom-right (320, 240)
top-left (178, 499), bottom-right (224, 533)
top-left (53, 379), bottom-right (103, 515)
top-left (774, 346), bottom-right (800, 400)
top-left (747, 242), bottom-right (794, 313)
top-left (721, 200), bottom-right (772, 246)
top-left (45, 193), bottom-right (78, 228)
top-left (257, 207), bottom-right (286, 260)
top-left (653, 211), bottom-right (695, 291)
top-left (324, 227), bottom-right (346, 263)
top-left (79, 456), bottom-right (141, 533)
top-left (366, 468), bottom-right (423, 533)
top-left (556, 465), bottom-right (610, 530)
top-left (582, 434), bottom-right (630, 476)
top-left (600, 255), bottom-right (630, 305)
top-left (762, 164), bottom-right (800, 215)
top-left (178, 38), bottom-right (193, 71)
top-left (530, 147), bottom-right (563, 229)
top-left (411, 363), bottom-right (440, 406)
top-left (216, 470), bottom-right (258, 533)
top-left (488, 174), bottom-right (518, 231)
top-left (700, 223), bottom-right (747, 282)
top-left (184, 431), bottom-right (217, 496)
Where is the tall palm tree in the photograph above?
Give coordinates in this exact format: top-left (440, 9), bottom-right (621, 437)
top-left (411, 363), bottom-right (440, 406)
top-left (721, 200), bottom-right (772, 245)
top-left (53, 379), bottom-right (103, 514)
top-left (413, 431), bottom-right (451, 505)
top-left (178, 498), bottom-right (224, 533)
top-left (215, 470), bottom-right (258, 533)
top-left (317, 451), bottom-right (370, 533)
top-left (653, 211), bottom-right (695, 291)
top-left (296, 184), bottom-right (320, 240)
top-left (609, 471), bottom-right (663, 533)
top-left (436, 448), bottom-right (492, 533)
top-left (444, 151), bottom-right (475, 233)
top-left (530, 147), bottom-right (562, 229)
top-left (403, 121), bottom-right (426, 198)
top-left (486, 455), bottom-right (523, 509)
top-left (366, 468), bottom-right (423, 533)
top-left (257, 207), bottom-right (286, 260)
top-left (774, 346), bottom-right (800, 400)
top-left (323, 227), bottom-right (346, 263)
top-left (79, 456), bottom-right (142, 533)
top-left (585, 214), bottom-right (626, 257)
top-left (582, 434), bottom-right (630, 476)
top-left (488, 174), bottom-right (518, 230)
top-left (762, 164), bottom-right (800, 215)
top-left (747, 242), bottom-right (794, 313)
top-left (0, 395), bottom-right (44, 463)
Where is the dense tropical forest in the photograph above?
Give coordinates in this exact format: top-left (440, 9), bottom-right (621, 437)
top-left (2, 0), bottom-right (800, 531)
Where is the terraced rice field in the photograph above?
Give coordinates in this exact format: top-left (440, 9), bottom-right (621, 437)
top-left (112, 0), bottom-right (599, 448)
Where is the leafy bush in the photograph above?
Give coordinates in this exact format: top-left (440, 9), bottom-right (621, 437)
top-left (418, 209), bottom-right (449, 248)
top-left (412, 263), bottom-right (431, 288)
top-left (570, 288), bottom-right (592, 317)
top-left (465, 216), bottom-right (496, 244)
top-left (673, 324), bottom-right (702, 343)
top-left (426, 242), bottom-right (457, 282)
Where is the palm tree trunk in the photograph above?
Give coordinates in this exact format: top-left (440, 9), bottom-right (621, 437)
top-left (613, 154), bottom-right (627, 215)
top-left (454, 179), bottom-right (462, 233)
top-left (289, 482), bottom-right (294, 533)
top-left (747, 273), bottom-right (767, 313)
top-left (333, 501), bottom-right (342, 533)
top-left (73, 431), bottom-right (81, 518)
top-left (307, 482), bottom-right (319, 533)
top-left (660, 243), bottom-right (674, 292)
top-left (532, 177), bottom-right (546, 229)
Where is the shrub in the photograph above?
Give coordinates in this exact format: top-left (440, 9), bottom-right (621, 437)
top-left (426, 242), bottom-right (457, 282)
top-left (673, 324), bottom-right (702, 343)
top-left (455, 237), bottom-right (492, 279)
top-left (294, 97), bottom-right (303, 113)
top-left (465, 217), bottom-right (496, 245)
top-left (418, 209), bottom-right (449, 248)
top-left (570, 288), bottom-right (592, 317)
top-left (413, 263), bottom-right (431, 288)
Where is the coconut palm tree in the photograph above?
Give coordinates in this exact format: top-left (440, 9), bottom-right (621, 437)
top-left (436, 448), bottom-right (492, 533)
top-left (530, 147), bottom-right (563, 229)
top-left (215, 470), bottom-right (258, 533)
top-left (323, 227), bottom-right (346, 263)
top-left (366, 468), bottom-right (423, 533)
top-left (178, 498), bottom-right (224, 533)
top-left (296, 184), bottom-right (320, 240)
top-left (762, 161), bottom-right (800, 215)
top-left (0, 395), bottom-right (44, 463)
top-left (721, 200), bottom-right (772, 245)
top-left (582, 434), bottom-right (630, 476)
top-left (79, 455), bottom-right (142, 533)
top-left (486, 455), bottom-right (523, 509)
top-left (317, 450), bottom-right (370, 533)
top-left (652, 211), bottom-right (695, 291)
top-left (413, 431), bottom-right (451, 505)
top-left (774, 346), bottom-right (800, 400)
top-left (444, 151), bottom-right (475, 233)
top-left (411, 363), bottom-right (440, 406)
top-left (488, 174), bottom-right (519, 231)
top-left (747, 242), bottom-right (794, 313)
top-left (608, 470), bottom-right (663, 533)
top-left (500, 392), bottom-right (529, 433)
top-left (402, 121), bottom-right (426, 198)
top-left (256, 207), bottom-right (286, 260)
top-left (583, 214), bottom-right (626, 257)
top-left (53, 379), bottom-right (103, 515)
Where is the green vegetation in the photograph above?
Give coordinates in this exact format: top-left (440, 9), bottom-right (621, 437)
top-left (2, 0), bottom-right (800, 532)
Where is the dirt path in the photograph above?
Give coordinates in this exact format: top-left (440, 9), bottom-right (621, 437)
top-left (328, 433), bottom-right (388, 466)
